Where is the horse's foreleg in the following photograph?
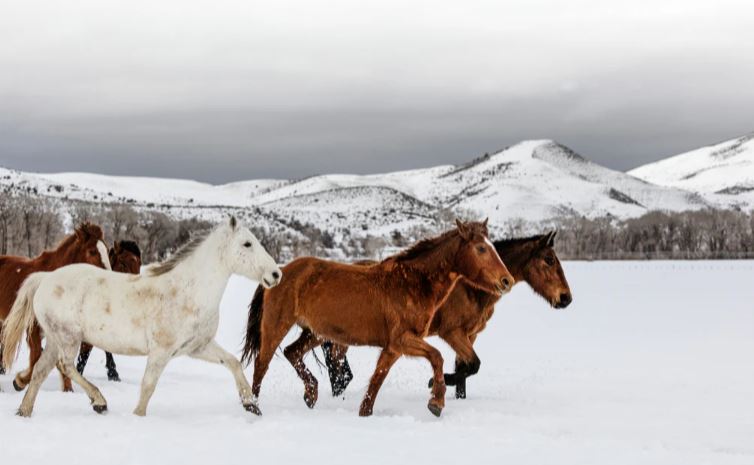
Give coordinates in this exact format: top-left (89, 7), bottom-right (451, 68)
top-left (133, 352), bottom-right (171, 417)
top-left (359, 348), bottom-right (400, 417)
top-left (105, 352), bottom-right (120, 382)
top-left (190, 340), bottom-right (257, 413)
top-left (438, 329), bottom-right (478, 399)
top-left (284, 329), bottom-right (323, 408)
top-left (14, 325), bottom-right (43, 391)
top-left (17, 343), bottom-right (58, 417)
top-left (399, 333), bottom-right (446, 417)
top-left (322, 341), bottom-right (353, 397)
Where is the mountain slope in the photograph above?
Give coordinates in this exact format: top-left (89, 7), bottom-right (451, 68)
top-left (0, 139), bottom-right (724, 240)
top-left (629, 134), bottom-right (754, 196)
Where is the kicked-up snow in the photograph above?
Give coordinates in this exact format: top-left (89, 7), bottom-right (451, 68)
top-left (1, 261), bottom-right (752, 464)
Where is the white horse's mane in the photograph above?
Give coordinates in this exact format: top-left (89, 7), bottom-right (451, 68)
top-left (147, 228), bottom-right (212, 277)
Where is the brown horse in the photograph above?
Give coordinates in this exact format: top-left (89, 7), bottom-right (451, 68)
top-left (241, 219), bottom-right (514, 417)
top-left (74, 240), bottom-right (142, 384)
top-left (322, 231), bottom-right (572, 399)
top-left (0, 223), bottom-right (111, 388)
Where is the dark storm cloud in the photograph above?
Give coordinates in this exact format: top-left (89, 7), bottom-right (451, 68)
top-left (1, 1), bottom-right (752, 183)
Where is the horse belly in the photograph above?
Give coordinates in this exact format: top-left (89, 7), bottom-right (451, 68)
top-left (80, 306), bottom-right (150, 356)
top-left (302, 294), bottom-right (389, 347)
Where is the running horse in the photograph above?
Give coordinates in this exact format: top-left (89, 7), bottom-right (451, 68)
top-left (321, 231), bottom-right (573, 399)
top-left (0, 223), bottom-right (111, 390)
top-left (241, 219), bottom-right (515, 417)
top-left (75, 240), bottom-right (143, 384)
top-left (2, 217), bottom-right (282, 417)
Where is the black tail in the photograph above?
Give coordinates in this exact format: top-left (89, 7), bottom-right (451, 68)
top-left (241, 285), bottom-right (265, 366)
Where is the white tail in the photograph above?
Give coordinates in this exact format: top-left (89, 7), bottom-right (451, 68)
top-left (1, 273), bottom-right (44, 370)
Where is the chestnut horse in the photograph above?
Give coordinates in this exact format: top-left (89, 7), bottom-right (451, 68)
top-left (241, 219), bottom-right (514, 417)
top-left (321, 231), bottom-right (573, 399)
top-left (0, 223), bottom-right (111, 388)
top-left (75, 240), bottom-right (143, 384)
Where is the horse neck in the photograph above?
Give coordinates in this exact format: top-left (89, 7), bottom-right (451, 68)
top-left (163, 235), bottom-right (231, 308)
top-left (495, 241), bottom-right (534, 283)
top-left (392, 237), bottom-right (463, 310)
top-left (32, 235), bottom-right (80, 270)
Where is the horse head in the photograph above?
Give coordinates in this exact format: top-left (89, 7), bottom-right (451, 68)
top-left (72, 223), bottom-right (111, 271)
top-left (515, 231), bottom-right (572, 309)
top-left (452, 218), bottom-right (514, 296)
top-left (109, 240), bottom-right (142, 274)
top-left (222, 216), bottom-right (282, 288)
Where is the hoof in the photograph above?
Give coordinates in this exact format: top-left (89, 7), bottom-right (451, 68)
top-left (455, 390), bottom-right (467, 399)
top-left (0, 366), bottom-right (5, 375)
top-left (108, 375), bottom-right (121, 382)
top-left (427, 402), bottom-right (443, 417)
top-left (244, 403), bottom-right (262, 416)
top-left (358, 408), bottom-right (373, 417)
top-left (16, 408), bottom-right (32, 418)
top-left (304, 391), bottom-right (318, 409)
top-left (12, 379), bottom-right (25, 392)
top-left (93, 404), bottom-right (108, 414)
top-left (63, 386), bottom-right (74, 393)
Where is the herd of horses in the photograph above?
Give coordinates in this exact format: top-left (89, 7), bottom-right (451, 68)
top-left (0, 216), bottom-right (571, 418)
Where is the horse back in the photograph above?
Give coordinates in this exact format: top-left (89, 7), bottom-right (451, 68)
top-left (275, 256), bottom-right (396, 347)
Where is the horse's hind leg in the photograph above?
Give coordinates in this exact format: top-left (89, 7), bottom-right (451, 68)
top-left (190, 340), bottom-right (257, 413)
top-left (76, 342), bottom-right (93, 374)
top-left (323, 341), bottom-right (354, 397)
top-left (284, 328), bottom-right (323, 408)
top-left (56, 345), bottom-right (108, 413)
top-left (359, 348), bottom-right (400, 417)
top-left (14, 324), bottom-right (43, 391)
top-left (251, 317), bottom-right (295, 415)
top-left (105, 352), bottom-right (120, 382)
top-left (134, 351), bottom-right (171, 416)
top-left (0, 337), bottom-right (5, 375)
top-left (17, 343), bottom-right (58, 417)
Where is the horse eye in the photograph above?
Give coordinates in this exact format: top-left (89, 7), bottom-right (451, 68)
top-left (243, 242), bottom-right (252, 248)
top-left (477, 245), bottom-right (486, 253)
top-left (545, 256), bottom-right (555, 266)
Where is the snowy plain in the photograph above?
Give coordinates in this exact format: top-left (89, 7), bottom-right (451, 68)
top-left (1, 260), bottom-right (753, 465)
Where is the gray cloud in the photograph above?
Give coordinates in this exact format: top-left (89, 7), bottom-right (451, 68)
top-left (1, 0), bottom-right (753, 183)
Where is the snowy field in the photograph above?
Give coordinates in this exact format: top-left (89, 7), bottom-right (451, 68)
top-left (1, 261), bottom-right (753, 465)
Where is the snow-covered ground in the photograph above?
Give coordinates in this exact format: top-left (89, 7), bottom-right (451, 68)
top-left (1, 261), bottom-right (753, 465)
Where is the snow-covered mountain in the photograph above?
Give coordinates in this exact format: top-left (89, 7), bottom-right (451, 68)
top-left (0, 139), bottom-right (731, 239)
top-left (629, 134), bottom-right (754, 207)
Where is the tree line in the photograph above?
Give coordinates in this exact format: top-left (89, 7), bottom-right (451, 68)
top-left (2, 192), bottom-right (754, 262)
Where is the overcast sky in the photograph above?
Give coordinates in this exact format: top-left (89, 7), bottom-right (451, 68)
top-left (1, 0), bottom-right (753, 183)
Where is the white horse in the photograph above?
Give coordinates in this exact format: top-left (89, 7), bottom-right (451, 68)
top-left (1, 217), bottom-right (282, 417)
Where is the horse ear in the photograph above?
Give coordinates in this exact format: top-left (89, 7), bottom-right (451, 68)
top-left (74, 225), bottom-right (87, 241)
top-left (229, 216), bottom-right (237, 230)
top-left (540, 230), bottom-right (556, 248)
top-left (482, 217), bottom-right (489, 228)
top-left (455, 219), bottom-right (471, 240)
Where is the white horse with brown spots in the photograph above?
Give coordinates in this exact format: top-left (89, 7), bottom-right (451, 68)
top-left (1, 217), bottom-right (282, 417)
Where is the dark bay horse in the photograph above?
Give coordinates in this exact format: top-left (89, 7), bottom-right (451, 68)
top-left (322, 231), bottom-right (572, 399)
top-left (0, 223), bottom-right (111, 388)
top-left (74, 240), bottom-right (142, 385)
top-left (241, 219), bottom-right (514, 417)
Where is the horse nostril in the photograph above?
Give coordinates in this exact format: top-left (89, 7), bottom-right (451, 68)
top-left (559, 293), bottom-right (572, 306)
top-left (272, 271), bottom-right (280, 280)
top-left (501, 278), bottom-right (511, 289)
